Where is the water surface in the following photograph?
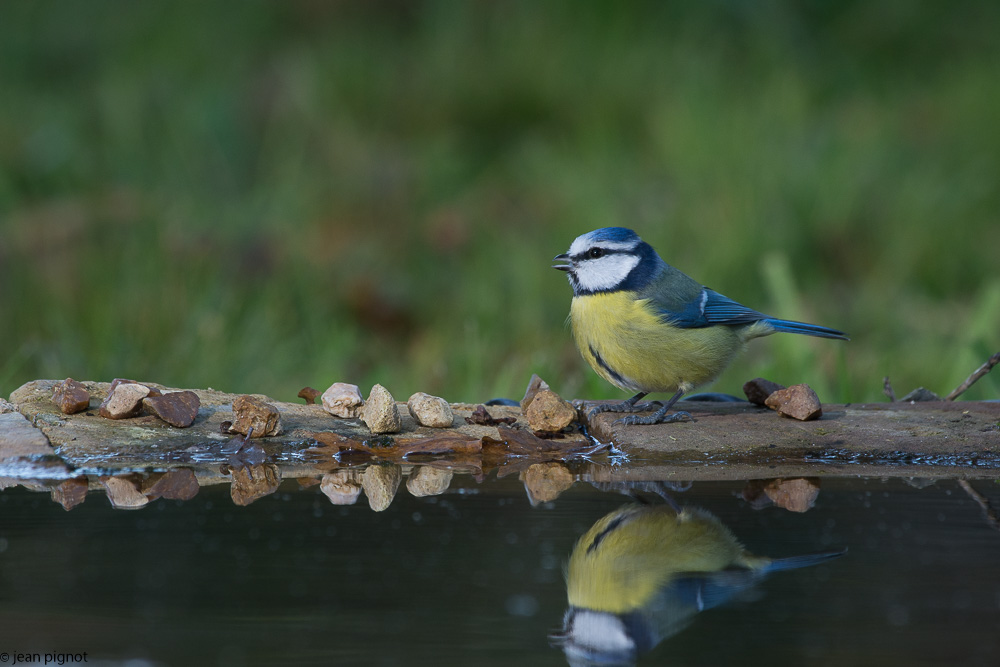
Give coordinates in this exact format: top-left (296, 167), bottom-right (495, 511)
top-left (0, 473), bottom-right (998, 666)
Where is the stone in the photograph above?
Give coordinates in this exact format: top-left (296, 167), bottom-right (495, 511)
top-left (320, 469), bottom-right (363, 505)
top-left (520, 374), bottom-right (550, 413)
top-left (51, 378), bottom-right (91, 414)
top-left (407, 392), bottom-right (454, 428)
top-left (362, 463), bottom-right (402, 512)
top-left (51, 477), bottom-right (89, 511)
top-left (763, 477), bottom-right (821, 513)
top-left (99, 381), bottom-right (150, 419)
top-left (901, 387), bottom-right (942, 402)
top-left (522, 462), bottom-right (574, 505)
top-left (525, 389), bottom-right (577, 432)
top-left (321, 383), bottom-right (365, 418)
top-left (141, 469), bottom-right (200, 501)
top-left (229, 395), bottom-right (282, 437)
top-left (230, 463), bottom-right (280, 506)
top-left (406, 466), bottom-right (453, 497)
top-left (743, 378), bottom-right (787, 406)
top-left (298, 386), bottom-right (321, 405)
top-left (464, 404), bottom-right (516, 426)
top-left (106, 377), bottom-right (162, 397)
top-left (142, 390), bottom-right (200, 428)
top-left (765, 384), bottom-right (823, 421)
top-left (361, 384), bottom-right (401, 434)
top-left (0, 398), bottom-right (14, 414)
top-left (99, 475), bottom-right (149, 509)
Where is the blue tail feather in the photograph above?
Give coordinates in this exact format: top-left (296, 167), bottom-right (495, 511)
top-left (764, 318), bottom-right (849, 341)
top-left (762, 548), bottom-right (847, 573)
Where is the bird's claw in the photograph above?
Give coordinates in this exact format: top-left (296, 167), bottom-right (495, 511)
top-left (587, 401), bottom-right (661, 418)
top-left (613, 410), bottom-right (693, 426)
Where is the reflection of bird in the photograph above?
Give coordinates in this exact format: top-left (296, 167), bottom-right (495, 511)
top-left (551, 503), bottom-right (845, 666)
top-left (553, 227), bottom-right (847, 425)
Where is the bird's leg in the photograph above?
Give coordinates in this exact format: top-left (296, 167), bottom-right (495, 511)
top-left (587, 392), bottom-right (660, 418)
top-left (614, 388), bottom-right (692, 426)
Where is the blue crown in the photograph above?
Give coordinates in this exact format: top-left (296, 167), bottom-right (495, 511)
top-left (584, 227), bottom-right (640, 245)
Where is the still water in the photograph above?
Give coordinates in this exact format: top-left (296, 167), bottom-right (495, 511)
top-left (1, 471), bottom-right (998, 666)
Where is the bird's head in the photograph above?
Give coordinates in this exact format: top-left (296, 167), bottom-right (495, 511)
top-left (553, 227), bottom-right (663, 296)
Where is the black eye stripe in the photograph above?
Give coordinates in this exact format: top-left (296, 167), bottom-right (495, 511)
top-left (572, 247), bottom-right (624, 261)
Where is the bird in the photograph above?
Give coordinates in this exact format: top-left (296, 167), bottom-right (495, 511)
top-left (550, 502), bottom-right (845, 665)
top-left (553, 227), bottom-right (847, 425)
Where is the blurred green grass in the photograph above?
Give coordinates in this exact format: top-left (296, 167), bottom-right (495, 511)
top-left (2, 1), bottom-right (998, 404)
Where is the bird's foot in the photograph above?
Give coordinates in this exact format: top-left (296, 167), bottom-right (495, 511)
top-left (588, 400), bottom-right (661, 419)
top-left (614, 410), bottom-right (693, 426)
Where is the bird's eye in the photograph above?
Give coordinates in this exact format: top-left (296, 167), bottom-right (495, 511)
top-left (587, 247), bottom-right (604, 259)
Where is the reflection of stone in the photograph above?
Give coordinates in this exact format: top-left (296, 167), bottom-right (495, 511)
top-left (740, 480), bottom-right (772, 509)
top-left (51, 378), bottom-right (91, 415)
top-left (51, 477), bottom-right (89, 511)
top-left (100, 475), bottom-right (149, 509)
top-left (362, 464), bottom-right (402, 511)
top-left (742, 478), bottom-right (822, 512)
top-left (322, 383), bottom-right (364, 418)
top-left (406, 466), bottom-right (453, 497)
top-left (320, 469), bottom-right (363, 505)
top-left (525, 390), bottom-right (576, 432)
top-left (229, 395), bottom-right (282, 437)
top-left (407, 392), bottom-right (454, 428)
top-left (142, 469), bottom-right (200, 501)
top-left (362, 384), bottom-right (401, 434)
top-left (764, 477), bottom-right (821, 513)
top-left (230, 463), bottom-right (281, 506)
top-left (522, 462), bottom-right (574, 505)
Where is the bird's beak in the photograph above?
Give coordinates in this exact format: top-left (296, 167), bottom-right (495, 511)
top-left (552, 253), bottom-right (572, 271)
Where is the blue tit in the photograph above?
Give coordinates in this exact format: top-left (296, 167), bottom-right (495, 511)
top-left (553, 227), bottom-right (848, 425)
top-left (551, 503), bottom-right (845, 665)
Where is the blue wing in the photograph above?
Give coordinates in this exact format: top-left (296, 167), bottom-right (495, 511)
top-left (658, 288), bottom-right (767, 328)
top-left (658, 288), bottom-right (849, 340)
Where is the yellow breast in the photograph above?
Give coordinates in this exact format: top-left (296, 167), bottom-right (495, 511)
top-left (570, 292), bottom-right (747, 394)
top-left (567, 506), bottom-right (758, 613)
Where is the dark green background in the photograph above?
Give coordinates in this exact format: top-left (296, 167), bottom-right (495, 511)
top-left (2, 1), bottom-right (998, 404)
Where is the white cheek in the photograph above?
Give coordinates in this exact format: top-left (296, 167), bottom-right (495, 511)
top-left (564, 610), bottom-right (633, 656)
top-left (575, 254), bottom-right (640, 292)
